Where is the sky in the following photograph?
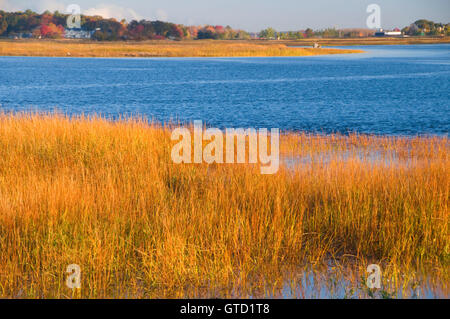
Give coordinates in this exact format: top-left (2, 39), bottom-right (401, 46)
top-left (0, 0), bottom-right (449, 32)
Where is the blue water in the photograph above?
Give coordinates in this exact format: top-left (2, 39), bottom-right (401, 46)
top-left (0, 44), bottom-right (449, 135)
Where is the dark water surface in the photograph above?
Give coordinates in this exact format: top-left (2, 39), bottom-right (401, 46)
top-left (0, 44), bottom-right (449, 135)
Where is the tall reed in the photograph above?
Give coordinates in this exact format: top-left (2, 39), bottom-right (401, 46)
top-left (0, 113), bottom-right (447, 298)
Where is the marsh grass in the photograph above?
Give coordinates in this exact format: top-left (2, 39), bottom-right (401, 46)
top-left (274, 36), bottom-right (450, 46)
top-left (0, 113), bottom-right (448, 298)
top-left (0, 39), bottom-right (362, 58)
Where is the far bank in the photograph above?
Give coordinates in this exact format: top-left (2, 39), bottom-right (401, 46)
top-left (0, 39), bottom-right (363, 58)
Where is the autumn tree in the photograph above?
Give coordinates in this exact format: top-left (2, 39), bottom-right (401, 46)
top-left (88, 19), bottom-right (126, 41)
top-left (197, 25), bottom-right (217, 39)
top-left (304, 28), bottom-right (314, 38)
top-left (40, 23), bottom-right (64, 38)
top-left (127, 20), bottom-right (154, 40)
top-left (167, 24), bottom-right (184, 39)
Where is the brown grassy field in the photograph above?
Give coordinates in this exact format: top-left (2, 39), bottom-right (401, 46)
top-left (0, 39), bottom-right (362, 58)
top-left (277, 36), bottom-right (450, 46)
top-left (0, 113), bottom-right (448, 298)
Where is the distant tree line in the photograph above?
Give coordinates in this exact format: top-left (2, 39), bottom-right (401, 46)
top-left (258, 19), bottom-right (450, 39)
top-left (0, 10), bottom-right (448, 40)
top-left (257, 27), bottom-right (370, 40)
top-left (0, 10), bottom-right (250, 40)
top-left (258, 27), bottom-right (308, 39)
top-left (402, 19), bottom-right (450, 36)
top-left (0, 10), bottom-right (67, 38)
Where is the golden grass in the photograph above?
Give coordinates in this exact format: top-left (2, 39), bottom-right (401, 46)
top-left (0, 113), bottom-right (448, 298)
top-left (275, 36), bottom-right (450, 46)
top-left (0, 39), bottom-right (362, 58)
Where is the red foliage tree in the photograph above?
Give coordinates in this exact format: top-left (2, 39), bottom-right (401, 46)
top-left (40, 23), bottom-right (64, 38)
top-left (168, 24), bottom-right (184, 39)
top-left (214, 25), bottom-right (224, 33)
top-left (188, 26), bottom-right (198, 38)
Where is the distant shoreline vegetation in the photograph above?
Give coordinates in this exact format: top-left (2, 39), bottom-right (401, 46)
top-left (0, 9), bottom-right (251, 41)
top-left (0, 40), bottom-right (364, 58)
top-left (0, 9), bottom-right (449, 41)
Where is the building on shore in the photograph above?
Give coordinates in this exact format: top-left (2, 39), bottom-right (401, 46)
top-left (8, 32), bottom-right (33, 39)
top-left (64, 29), bottom-right (94, 39)
top-left (374, 28), bottom-right (403, 37)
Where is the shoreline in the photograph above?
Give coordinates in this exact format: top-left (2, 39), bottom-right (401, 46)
top-left (277, 36), bottom-right (450, 46)
top-left (0, 37), bottom-right (448, 58)
top-left (0, 39), bottom-right (364, 58)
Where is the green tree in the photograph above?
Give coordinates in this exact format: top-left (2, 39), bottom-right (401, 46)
top-left (294, 31), bottom-right (304, 39)
top-left (258, 27), bottom-right (276, 39)
top-left (0, 16), bottom-right (8, 36)
top-left (322, 28), bottom-right (339, 38)
top-left (237, 30), bottom-right (250, 40)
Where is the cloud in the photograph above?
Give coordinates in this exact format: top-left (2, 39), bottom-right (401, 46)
top-left (84, 4), bottom-right (142, 22)
top-left (0, 0), bottom-right (25, 12)
top-left (0, 0), bottom-right (65, 13)
top-left (0, 1), bottom-right (142, 21)
top-left (0, 1), bottom-right (167, 23)
top-left (155, 9), bottom-right (168, 22)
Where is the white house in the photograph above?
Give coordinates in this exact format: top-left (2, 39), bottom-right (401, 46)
top-left (385, 31), bottom-right (402, 36)
top-left (64, 29), bottom-right (94, 39)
